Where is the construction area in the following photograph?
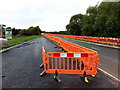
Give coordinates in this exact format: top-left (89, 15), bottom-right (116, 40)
top-left (2, 34), bottom-right (119, 88)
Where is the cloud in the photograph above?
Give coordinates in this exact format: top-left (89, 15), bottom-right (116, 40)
top-left (0, 0), bottom-right (103, 31)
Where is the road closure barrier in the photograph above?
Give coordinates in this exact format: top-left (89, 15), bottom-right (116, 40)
top-left (40, 34), bottom-right (100, 83)
top-left (43, 34), bottom-right (120, 46)
top-left (41, 46), bottom-right (99, 75)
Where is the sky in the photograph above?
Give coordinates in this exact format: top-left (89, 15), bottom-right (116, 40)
top-left (0, 0), bottom-right (104, 32)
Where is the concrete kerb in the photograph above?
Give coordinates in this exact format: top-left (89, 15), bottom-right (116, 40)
top-left (0, 38), bottom-right (39, 53)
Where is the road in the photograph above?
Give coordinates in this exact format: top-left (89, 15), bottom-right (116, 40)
top-left (58, 37), bottom-right (119, 79)
top-left (2, 37), bottom-right (119, 88)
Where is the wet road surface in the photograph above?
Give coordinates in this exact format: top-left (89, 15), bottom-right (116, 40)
top-left (59, 37), bottom-right (119, 79)
top-left (2, 37), bottom-right (119, 88)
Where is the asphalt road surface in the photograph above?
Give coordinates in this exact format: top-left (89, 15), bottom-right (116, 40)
top-left (2, 37), bottom-right (119, 88)
top-left (59, 37), bottom-right (119, 79)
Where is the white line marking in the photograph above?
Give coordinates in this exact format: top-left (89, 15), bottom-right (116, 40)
top-left (63, 37), bottom-right (120, 81)
top-left (98, 68), bottom-right (120, 82)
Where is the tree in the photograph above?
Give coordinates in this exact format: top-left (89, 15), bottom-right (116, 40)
top-left (19, 26), bottom-right (41, 36)
top-left (93, 2), bottom-right (120, 37)
top-left (82, 5), bottom-right (98, 36)
top-left (28, 26), bottom-right (41, 35)
top-left (65, 2), bottom-right (120, 38)
top-left (12, 28), bottom-right (20, 36)
top-left (66, 14), bottom-right (84, 35)
top-left (19, 29), bottom-right (28, 36)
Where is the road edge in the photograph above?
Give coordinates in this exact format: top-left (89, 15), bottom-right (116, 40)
top-left (0, 37), bottom-right (40, 53)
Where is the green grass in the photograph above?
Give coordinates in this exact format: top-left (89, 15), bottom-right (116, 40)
top-left (8, 35), bottom-right (40, 45)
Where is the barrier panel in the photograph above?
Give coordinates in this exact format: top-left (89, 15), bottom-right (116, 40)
top-left (42, 46), bottom-right (99, 75)
top-left (41, 46), bottom-right (99, 82)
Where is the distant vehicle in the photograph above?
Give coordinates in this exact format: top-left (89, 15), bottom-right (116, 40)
top-left (0, 38), bottom-right (8, 48)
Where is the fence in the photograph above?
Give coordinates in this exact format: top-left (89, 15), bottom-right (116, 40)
top-left (41, 46), bottom-right (99, 75)
top-left (44, 34), bottom-right (120, 46)
top-left (40, 34), bottom-right (100, 83)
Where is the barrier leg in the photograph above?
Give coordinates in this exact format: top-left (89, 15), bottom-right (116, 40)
top-left (83, 72), bottom-right (89, 83)
top-left (53, 70), bottom-right (61, 83)
top-left (90, 67), bottom-right (95, 77)
top-left (91, 75), bottom-right (95, 77)
top-left (40, 70), bottom-right (46, 76)
top-left (39, 63), bottom-right (44, 68)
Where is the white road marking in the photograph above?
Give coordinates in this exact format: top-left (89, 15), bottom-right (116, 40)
top-left (62, 38), bottom-right (120, 82)
top-left (98, 68), bottom-right (120, 82)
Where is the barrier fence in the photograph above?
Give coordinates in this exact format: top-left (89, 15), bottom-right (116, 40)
top-left (42, 46), bottom-right (99, 75)
top-left (40, 34), bottom-right (100, 83)
top-left (43, 34), bottom-right (120, 46)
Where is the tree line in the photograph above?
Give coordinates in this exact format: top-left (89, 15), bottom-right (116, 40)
top-left (3, 26), bottom-right (41, 37)
top-left (66, 2), bottom-right (120, 38)
top-left (19, 26), bottom-right (41, 36)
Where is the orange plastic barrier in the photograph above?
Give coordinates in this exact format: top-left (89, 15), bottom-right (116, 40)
top-left (43, 34), bottom-right (120, 45)
top-left (40, 34), bottom-right (100, 83)
top-left (41, 46), bottom-right (99, 75)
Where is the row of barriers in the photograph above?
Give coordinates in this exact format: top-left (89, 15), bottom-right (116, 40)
top-left (43, 34), bottom-right (120, 46)
top-left (40, 34), bottom-right (100, 83)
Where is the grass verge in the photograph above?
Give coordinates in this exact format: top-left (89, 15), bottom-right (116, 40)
top-left (8, 35), bottom-right (40, 45)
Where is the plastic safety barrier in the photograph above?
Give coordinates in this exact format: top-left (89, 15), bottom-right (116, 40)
top-left (40, 34), bottom-right (100, 83)
top-left (41, 46), bottom-right (99, 75)
top-left (43, 34), bottom-right (120, 46)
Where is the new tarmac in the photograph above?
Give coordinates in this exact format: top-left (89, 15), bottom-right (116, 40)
top-left (2, 37), bottom-right (119, 88)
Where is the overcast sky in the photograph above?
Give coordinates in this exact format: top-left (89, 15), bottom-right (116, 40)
top-left (0, 0), bottom-right (104, 32)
